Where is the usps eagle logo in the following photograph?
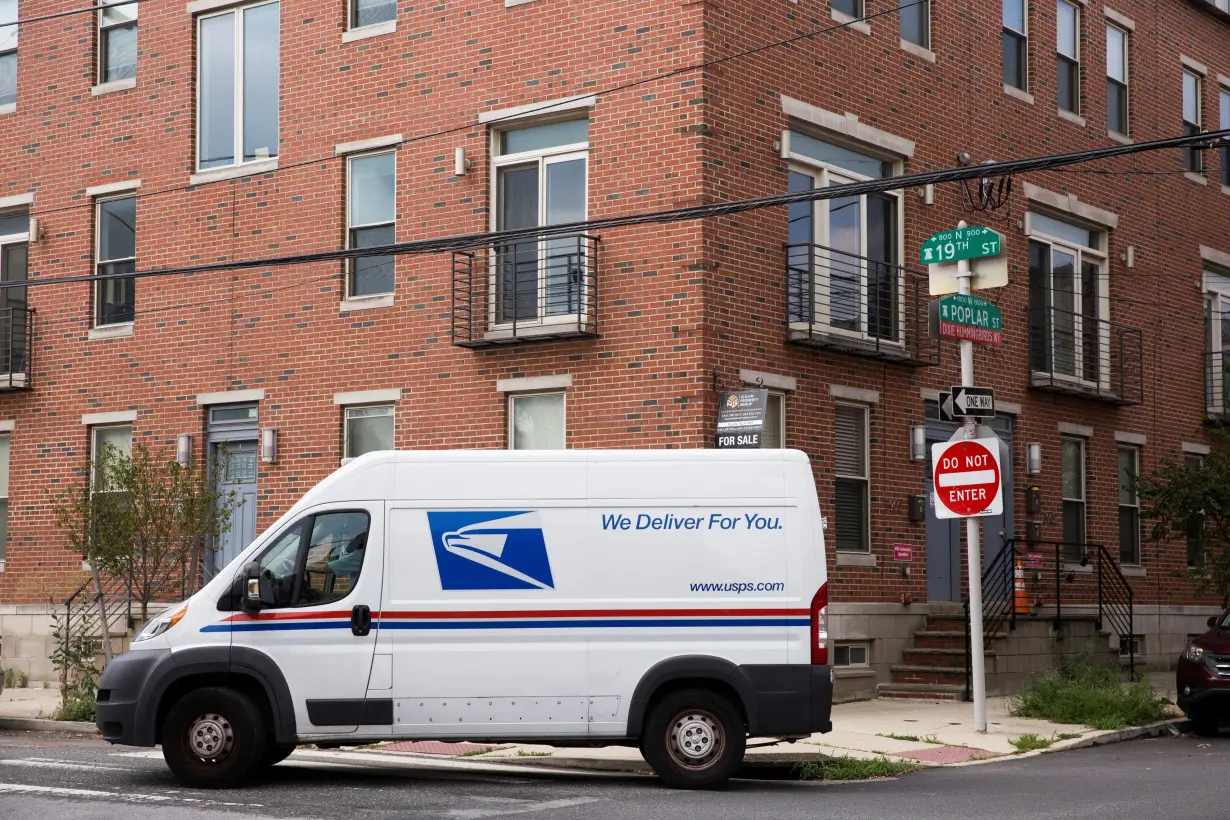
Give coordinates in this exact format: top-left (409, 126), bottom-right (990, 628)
top-left (427, 511), bottom-right (555, 591)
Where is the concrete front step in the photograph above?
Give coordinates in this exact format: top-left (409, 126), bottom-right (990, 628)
top-left (925, 616), bottom-right (967, 632)
top-left (889, 664), bottom-right (968, 685)
top-left (875, 682), bottom-right (966, 701)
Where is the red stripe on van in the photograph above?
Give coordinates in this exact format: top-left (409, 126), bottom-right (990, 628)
top-left (225, 607), bottom-right (810, 623)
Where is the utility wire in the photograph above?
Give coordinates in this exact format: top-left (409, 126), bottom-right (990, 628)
top-left (2, 0), bottom-right (147, 27)
top-left (27, 0), bottom-right (928, 221)
top-left (7, 127), bottom-right (1227, 292)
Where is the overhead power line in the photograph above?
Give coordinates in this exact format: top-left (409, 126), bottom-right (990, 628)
top-left (6, 128), bottom-right (1227, 292)
top-left (4, 0), bottom-right (149, 27)
top-left (27, 0), bottom-right (927, 220)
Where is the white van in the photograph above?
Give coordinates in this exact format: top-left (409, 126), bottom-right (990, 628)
top-left (96, 449), bottom-right (832, 789)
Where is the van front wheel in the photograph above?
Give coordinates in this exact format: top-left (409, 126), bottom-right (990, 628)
top-left (641, 688), bottom-right (745, 789)
top-left (162, 687), bottom-right (267, 789)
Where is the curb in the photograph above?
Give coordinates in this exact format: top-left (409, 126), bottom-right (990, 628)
top-left (1041, 718), bottom-right (1187, 754)
top-left (0, 716), bottom-right (98, 733)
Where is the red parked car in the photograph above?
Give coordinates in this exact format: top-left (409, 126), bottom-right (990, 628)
top-left (1177, 610), bottom-right (1230, 736)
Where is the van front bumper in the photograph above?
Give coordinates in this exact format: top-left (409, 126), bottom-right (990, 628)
top-left (95, 647), bottom-right (172, 746)
top-left (741, 663), bottom-right (833, 736)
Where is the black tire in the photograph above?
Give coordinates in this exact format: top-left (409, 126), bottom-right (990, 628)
top-left (162, 687), bottom-right (268, 789)
top-left (1191, 712), bottom-right (1222, 738)
top-left (263, 743), bottom-right (296, 767)
top-left (641, 688), bottom-right (746, 789)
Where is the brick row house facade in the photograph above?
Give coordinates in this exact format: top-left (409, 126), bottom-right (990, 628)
top-left (0, 0), bottom-right (1228, 695)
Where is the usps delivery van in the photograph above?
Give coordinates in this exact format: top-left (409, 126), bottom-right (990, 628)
top-left (95, 449), bottom-right (832, 789)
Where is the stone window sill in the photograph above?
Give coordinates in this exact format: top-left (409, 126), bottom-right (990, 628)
top-left (830, 8), bottom-right (871, 34)
top-left (342, 19), bottom-right (395, 43)
top-left (1063, 562), bottom-right (1093, 574)
top-left (834, 667), bottom-right (877, 679)
top-left (836, 551), bottom-right (877, 567)
top-left (1003, 84), bottom-right (1035, 105)
top-left (92, 77), bottom-right (137, 96)
top-left (1186, 172), bottom-right (1209, 187)
top-left (1120, 565), bottom-right (1147, 577)
top-left (340, 293), bottom-right (394, 312)
top-left (88, 322), bottom-right (134, 341)
top-left (1057, 109), bottom-right (1086, 127)
top-left (190, 158), bottom-right (279, 186)
top-left (899, 39), bottom-right (936, 62)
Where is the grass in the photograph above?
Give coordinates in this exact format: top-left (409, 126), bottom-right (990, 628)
top-left (1054, 732), bottom-right (1082, 741)
top-left (52, 694), bottom-right (96, 723)
top-left (516, 750), bottom-right (550, 757)
top-left (1009, 657), bottom-right (1168, 731)
top-left (794, 756), bottom-right (917, 781)
top-left (459, 748), bottom-right (493, 757)
top-left (1008, 733), bottom-right (1053, 752)
top-left (876, 732), bottom-right (920, 742)
top-left (2, 668), bottom-right (29, 689)
top-left (922, 735), bottom-right (943, 745)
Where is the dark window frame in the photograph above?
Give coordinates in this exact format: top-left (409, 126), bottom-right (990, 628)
top-left (1055, 0), bottom-right (1080, 114)
top-left (98, 0), bottom-right (138, 85)
top-left (1106, 23), bottom-right (1129, 135)
top-left (251, 509), bottom-right (372, 610)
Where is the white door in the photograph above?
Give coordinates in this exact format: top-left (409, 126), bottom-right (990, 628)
top-left (229, 503), bottom-right (385, 735)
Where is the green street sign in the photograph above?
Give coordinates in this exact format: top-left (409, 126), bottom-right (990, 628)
top-left (929, 293), bottom-right (1004, 345)
top-left (920, 226), bottom-right (1003, 265)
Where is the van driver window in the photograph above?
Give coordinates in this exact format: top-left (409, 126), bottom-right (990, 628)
top-left (253, 511), bottom-right (370, 608)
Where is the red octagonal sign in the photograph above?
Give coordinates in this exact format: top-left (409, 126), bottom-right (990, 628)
top-left (931, 438), bottom-right (1003, 519)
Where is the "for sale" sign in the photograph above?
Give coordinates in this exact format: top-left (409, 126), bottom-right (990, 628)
top-left (931, 438), bottom-right (1003, 519)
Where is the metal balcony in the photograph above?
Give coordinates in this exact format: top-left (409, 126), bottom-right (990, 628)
top-left (785, 243), bottom-right (939, 366)
top-left (452, 234), bottom-right (599, 348)
top-left (1027, 306), bottom-right (1142, 405)
top-left (0, 307), bottom-right (33, 391)
top-left (1205, 350), bottom-right (1230, 422)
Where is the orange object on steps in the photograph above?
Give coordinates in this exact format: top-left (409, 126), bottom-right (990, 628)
top-left (1014, 557), bottom-right (1029, 614)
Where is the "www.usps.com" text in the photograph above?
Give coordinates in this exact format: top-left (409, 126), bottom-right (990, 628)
top-left (601, 513), bottom-right (782, 531)
top-left (688, 581), bottom-right (786, 593)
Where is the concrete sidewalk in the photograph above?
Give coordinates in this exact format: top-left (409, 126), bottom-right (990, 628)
top-left (0, 685), bottom-right (60, 719)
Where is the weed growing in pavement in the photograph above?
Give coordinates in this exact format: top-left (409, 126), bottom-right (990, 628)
top-left (1054, 732), bottom-right (1082, 741)
top-left (516, 750), bottom-right (550, 757)
top-left (1008, 733), bottom-right (1053, 752)
top-left (459, 748), bottom-right (493, 757)
top-left (3, 668), bottom-right (29, 688)
top-left (876, 732), bottom-right (921, 742)
top-left (794, 756), bottom-right (917, 781)
top-left (922, 735), bottom-right (943, 744)
top-left (1010, 657), bottom-right (1168, 731)
top-left (52, 692), bottom-right (96, 722)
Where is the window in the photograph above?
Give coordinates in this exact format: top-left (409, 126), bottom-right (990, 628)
top-left (899, 0), bottom-right (928, 47)
top-left (833, 643), bottom-right (869, 667)
top-left (492, 118), bottom-right (589, 324)
top-left (95, 196), bottom-right (135, 327)
top-left (1061, 436), bottom-right (1085, 560)
top-left (346, 152), bottom-right (395, 297)
top-left (1056, 1), bottom-right (1079, 114)
top-left (253, 511), bottom-right (370, 608)
top-left (834, 403), bottom-right (869, 553)
top-left (786, 132), bottom-right (900, 343)
top-left (0, 434), bottom-right (9, 563)
top-left (1106, 25), bottom-right (1128, 135)
top-left (1185, 454), bottom-right (1204, 568)
top-left (1027, 213), bottom-right (1109, 388)
top-left (0, 0), bottom-right (16, 107)
top-left (1205, 282), bottom-right (1230, 415)
top-left (0, 212), bottom-right (28, 376)
top-left (1220, 87), bottom-right (1229, 187)
top-left (91, 424), bottom-right (132, 494)
top-left (98, 0), bottom-right (137, 84)
top-left (197, 1), bottom-right (279, 171)
top-left (1119, 634), bottom-right (1142, 659)
top-left (831, 0), bottom-right (862, 17)
top-left (762, 393), bottom-right (785, 449)
top-left (1002, 0), bottom-right (1027, 91)
top-left (1117, 446), bottom-right (1140, 565)
top-left (351, 0), bottom-right (394, 29)
top-left (1183, 70), bottom-right (1202, 174)
top-left (509, 392), bottom-right (565, 450)
top-left (344, 405), bottom-right (393, 459)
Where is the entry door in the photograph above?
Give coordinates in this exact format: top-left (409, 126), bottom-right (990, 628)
top-left (213, 440), bottom-right (258, 575)
top-left (924, 411), bottom-right (1014, 601)
top-left (229, 503), bottom-right (385, 735)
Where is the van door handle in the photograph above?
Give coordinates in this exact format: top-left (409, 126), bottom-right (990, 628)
top-left (350, 605), bottom-right (371, 637)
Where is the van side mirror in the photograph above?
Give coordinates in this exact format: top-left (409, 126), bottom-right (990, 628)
top-left (243, 562), bottom-right (262, 612)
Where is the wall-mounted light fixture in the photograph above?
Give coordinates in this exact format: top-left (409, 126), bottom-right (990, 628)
top-left (176, 434), bottom-right (193, 467)
top-left (260, 428), bottom-right (278, 464)
top-left (28, 217), bottom-right (41, 243)
top-left (1026, 442), bottom-right (1042, 475)
top-left (909, 423), bottom-right (926, 461)
top-left (455, 146), bottom-right (471, 176)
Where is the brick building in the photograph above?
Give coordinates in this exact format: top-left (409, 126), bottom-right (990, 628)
top-left (0, 0), bottom-right (1228, 696)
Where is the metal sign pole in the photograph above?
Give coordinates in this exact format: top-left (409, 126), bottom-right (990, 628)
top-left (956, 219), bottom-right (988, 734)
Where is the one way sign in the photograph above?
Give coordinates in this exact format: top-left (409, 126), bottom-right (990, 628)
top-left (950, 386), bottom-right (995, 419)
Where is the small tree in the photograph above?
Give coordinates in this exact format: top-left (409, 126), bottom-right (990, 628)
top-left (1137, 430), bottom-right (1230, 608)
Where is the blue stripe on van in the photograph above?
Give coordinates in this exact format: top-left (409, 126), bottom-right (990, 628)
top-left (200, 617), bottom-right (810, 633)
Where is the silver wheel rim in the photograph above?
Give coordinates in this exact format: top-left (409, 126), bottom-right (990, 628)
top-left (666, 709), bottom-right (724, 771)
top-left (187, 712), bottom-right (235, 763)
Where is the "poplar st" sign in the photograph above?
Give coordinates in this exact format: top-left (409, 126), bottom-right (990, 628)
top-left (929, 293), bottom-right (1004, 345)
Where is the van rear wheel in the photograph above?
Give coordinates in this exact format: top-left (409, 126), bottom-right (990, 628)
top-left (162, 687), bottom-right (267, 789)
top-left (641, 688), bottom-right (745, 789)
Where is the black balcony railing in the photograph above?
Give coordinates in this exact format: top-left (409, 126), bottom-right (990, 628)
top-left (452, 234), bottom-right (599, 348)
top-left (1027, 306), bottom-right (1142, 404)
top-left (0, 306), bottom-right (33, 391)
top-left (1205, 350), bottom-right (1230, 421)
top-left (785, 243), bottom-right (939, 365)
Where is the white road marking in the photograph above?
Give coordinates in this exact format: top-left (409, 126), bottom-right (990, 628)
top-left (0, 783), bottom-right (174, 803)
top-left (0, 758), bottom-right (133, 772)
top-left (449, 797), bottom-right (603, 819)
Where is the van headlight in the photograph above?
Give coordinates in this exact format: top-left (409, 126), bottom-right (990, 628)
top-left (133, 602), bottom-right (189, 643)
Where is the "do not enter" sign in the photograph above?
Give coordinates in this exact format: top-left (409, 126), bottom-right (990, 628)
top-left (931, 438), bottom-right (1003, 519)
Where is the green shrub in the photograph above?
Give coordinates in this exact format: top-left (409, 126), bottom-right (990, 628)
top-left (53, 693), bottom-right (96, 723)
top-left (1010, 658), bottom-right (1167, 730)
top-left (794, 756), bottom-right (916, 781)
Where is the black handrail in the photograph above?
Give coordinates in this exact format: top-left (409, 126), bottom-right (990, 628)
top-left (1095, 544), bottom-right (1136, 679)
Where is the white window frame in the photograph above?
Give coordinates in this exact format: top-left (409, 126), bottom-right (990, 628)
top-left (762, 391), bottom-right (786, 449)
top-left (1106, 24), bottom-right (1129, 136)
top-left (342, 403), bottom-right (394, 462)
top-left (1183, 69), bottom-right (1203, 175)
top-left (90, 423), bottom-right (132, 491)
top-left (1055, 0), bottom-right (1080, 115)
top-left (94, 195), bottom-right (136, 329)
top-left (785, 136), bottom-right (905, 348)
top-left (1026, 213), bottom-right (1110, 391)
top-left (489, 120), bottom-right (590, 333)
top-left (194, 0), bottom-right (280, 173)
top-left (507, 391), bottom-right (566, 451)
top-left (349, 0), bottom-right (395, 31)
top-left (1204, 272), bottom-right (1230, 415)
top-left (833, 642), bottom-right (870, 668)
top-left (1220, 85), bottom-right (1229, 188)
top-left (345, 150), bottom-right (396, 299)
top-left (1117, 445), bottom-right (1140, 565)
top-left (1003, 0), bottom-right (1029, 92)
top-left (0, 0), bottom-right (17, 110)
top-left (833, 401), bottom-right (870, 553)
top-left (1061, 435), bottom-right (1086, 557)
top-left (0, 432), bottom-right (9, 567)
top-left (97, 0), bottom-right (138, 85)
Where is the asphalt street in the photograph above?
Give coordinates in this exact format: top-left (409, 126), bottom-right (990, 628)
top-left (0, 729), bottom-right (1225, 820)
